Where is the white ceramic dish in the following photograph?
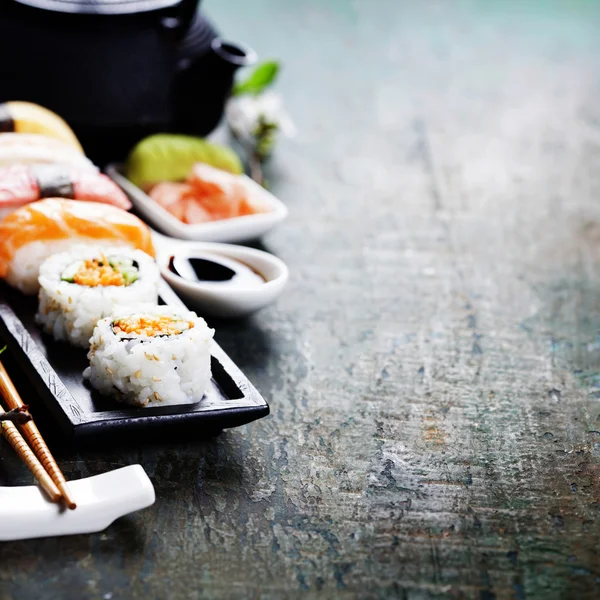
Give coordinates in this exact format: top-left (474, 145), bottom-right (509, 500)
top-left (106, 163), bottom-right (288, 243)
top-left (0, 464), bottom-right (155, 541)
top-left (152, 231), bottom-right (289, 318)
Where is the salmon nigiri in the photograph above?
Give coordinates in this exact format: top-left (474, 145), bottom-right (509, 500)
top-left (0, 164), bottom-right (131, 214)
top-left (0, 198), bottom-right (155, 295)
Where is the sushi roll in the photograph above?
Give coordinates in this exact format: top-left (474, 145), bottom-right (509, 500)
top-left (0, 199), bottom-right (155, 295)
top-left (84, 306), bottom-right (214, 407)
top-left (36, 247), bottom-right (160, 348)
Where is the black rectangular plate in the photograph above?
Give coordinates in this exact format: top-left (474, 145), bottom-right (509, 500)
top-left (0, 280), bottom-right (269, 442)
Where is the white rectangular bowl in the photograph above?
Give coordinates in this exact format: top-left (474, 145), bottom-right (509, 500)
top-left (106, 163), bottom-right (288, 243)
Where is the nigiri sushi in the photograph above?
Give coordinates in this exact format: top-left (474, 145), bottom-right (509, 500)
top-left (0, 164), bottom-right (131, 215)
top-left (0, 199), bottom-right (155, 295)
top-left (0, 101), bottom-right (83, 152)
top-left (0, 133), bottom-right (94, 171)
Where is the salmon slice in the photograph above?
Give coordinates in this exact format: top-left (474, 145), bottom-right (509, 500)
top-left (0, 198), bottom-right (155, 280)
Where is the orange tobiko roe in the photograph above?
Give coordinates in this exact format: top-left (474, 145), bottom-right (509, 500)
top-left (113, 315), bottom-right (194, 337)
top-left (72, 257), bottom-right (126, 287)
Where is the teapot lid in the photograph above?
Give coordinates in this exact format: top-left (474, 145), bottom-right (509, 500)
top-left (12, 0), bottom-right (182, 14)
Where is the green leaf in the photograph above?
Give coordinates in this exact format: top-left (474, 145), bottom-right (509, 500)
top-left (233, 61), bottom-right (280, 96)
top-left (0, 345), bottom-right (6, 355)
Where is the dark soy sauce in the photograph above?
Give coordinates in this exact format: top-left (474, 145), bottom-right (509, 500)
top-left (169, 253), bottom-right (265, 287)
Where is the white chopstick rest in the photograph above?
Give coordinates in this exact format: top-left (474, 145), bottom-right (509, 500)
top-left (0, 464), bottom-right (155, 541)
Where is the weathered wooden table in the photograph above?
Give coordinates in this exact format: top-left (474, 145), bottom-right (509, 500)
top-left (1, 1), bottom-right (600, 598)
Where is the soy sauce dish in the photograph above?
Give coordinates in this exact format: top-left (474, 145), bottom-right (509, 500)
top-left (154, 237), bottom-right (289, 318)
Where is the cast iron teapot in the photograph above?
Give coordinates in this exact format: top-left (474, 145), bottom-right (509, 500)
top-left (0, 0), bottom-right (256, 164)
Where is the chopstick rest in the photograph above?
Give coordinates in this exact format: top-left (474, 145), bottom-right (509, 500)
top-left (0, 465), bottom-right (155, 542)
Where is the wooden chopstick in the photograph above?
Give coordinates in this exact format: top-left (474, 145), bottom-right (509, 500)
top-left (0, 359), bottom-right (76, 509)
top-left (0, 403), bottom-right (62, 503)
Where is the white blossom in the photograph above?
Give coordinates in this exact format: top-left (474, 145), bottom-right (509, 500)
top-left (226, 91), bottom-right (296, 148)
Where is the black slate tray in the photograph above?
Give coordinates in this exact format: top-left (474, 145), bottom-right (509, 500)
top-left (0, 280), bottom-right (269, 442)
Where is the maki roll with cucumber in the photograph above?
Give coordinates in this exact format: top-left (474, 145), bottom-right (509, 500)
top-left (84, 306), bottom-right (214, 407)
top-left (36, 246), bottom-right (160, 347)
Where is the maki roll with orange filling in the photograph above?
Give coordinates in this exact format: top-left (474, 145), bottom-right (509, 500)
top-left (84, 306), bottom-right (214, 407)
top-left (36, 246), bottom-right (160, 348)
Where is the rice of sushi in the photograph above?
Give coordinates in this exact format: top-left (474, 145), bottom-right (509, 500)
top-left (36, 246), bottom-right (160, 347)
top-left (0, 134), bottom-right (96, 170)
top-left (7, 238), bottom-right (122, 295)
top-left (84, 306), bottom-right (214, 407)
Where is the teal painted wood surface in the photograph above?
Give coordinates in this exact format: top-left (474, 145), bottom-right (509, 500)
top-left (2, 1), bottom-right (600, 598)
